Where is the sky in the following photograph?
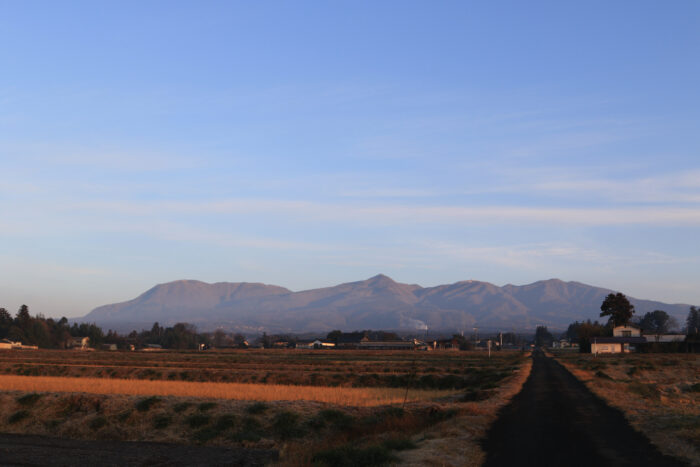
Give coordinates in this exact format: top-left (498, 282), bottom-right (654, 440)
top-left (1, 1), bottom-right (699, 319)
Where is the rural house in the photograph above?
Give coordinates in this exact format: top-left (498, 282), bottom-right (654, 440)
top-left (590, 325), bottom-right (646, 354)
top-left (295, 339), bottom-right (335, 349)
top-left (69, 336), bottom-right (90, 350)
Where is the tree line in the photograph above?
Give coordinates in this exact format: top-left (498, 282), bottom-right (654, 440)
top-left (562, 294), bottom-right (700, 352)
top-left (0, 305), bottom-right (104, 348)
top-left (0, 305), bottom-right (215, 350)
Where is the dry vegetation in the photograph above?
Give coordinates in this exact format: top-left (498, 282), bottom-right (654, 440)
top-left (0, 348), bottom-right (530, 466)
top-left (553, 351), bottom-right (700, 466)
top-left (0, 375), bottom-right (454, 406)
top-left (0, 349), bottom-right (506, 390)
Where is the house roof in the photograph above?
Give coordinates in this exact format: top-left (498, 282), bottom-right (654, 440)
top-left (593, 337), bottom-right (647, 344)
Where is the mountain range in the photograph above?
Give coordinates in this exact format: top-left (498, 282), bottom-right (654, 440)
top-left (80, 275), bottom-right (692, 334)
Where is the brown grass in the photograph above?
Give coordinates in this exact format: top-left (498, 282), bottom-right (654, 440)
top-left (0, 375), bottom-right (455, 407)
top-left (554, 352), bottom-right (700, 466)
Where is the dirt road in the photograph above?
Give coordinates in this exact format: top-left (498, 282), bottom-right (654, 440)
top-left (0, 433), bottom-right (277, 466)
top-left (483, 350), bottom-right (686, 467)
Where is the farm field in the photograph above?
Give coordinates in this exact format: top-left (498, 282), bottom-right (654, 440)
top-left (0, 348), bottom-right (517, 390)
top-left (0, 349), bottom-right (531, 466)
top-left (553, 351), bottom-right (700, 466)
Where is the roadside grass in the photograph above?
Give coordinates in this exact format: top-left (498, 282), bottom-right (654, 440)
top-left (553, 352), bottom-right (700, 466)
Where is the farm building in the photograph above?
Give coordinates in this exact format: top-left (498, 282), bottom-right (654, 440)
top-left (295, 339), bottom-right (335, 349)
top-left (642, 333), bottom-right (685, 343)
top-left (429, 337), bottom-right (460, 351)
top-left (69, 336), bottom-right (90, 350)
top-left (590, 337), bottom-right (647, 354)
top-left (357, 340), bottom-right (416, 350)
top-left (0, 339), bottom-right (21, 350)
top-left (613, 325), bottom-right (642, 338)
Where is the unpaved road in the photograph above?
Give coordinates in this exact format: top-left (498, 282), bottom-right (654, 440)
top-left (483, 350), bottom-right (686, 467)
top-left (0, 433), bottom-right (277, 466)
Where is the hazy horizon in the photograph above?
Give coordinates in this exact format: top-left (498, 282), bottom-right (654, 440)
top-left (2, 2), bottom-right (699, 319)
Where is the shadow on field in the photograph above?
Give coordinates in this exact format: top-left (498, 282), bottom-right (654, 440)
top-left (0, 432), bottom-right (277, 467)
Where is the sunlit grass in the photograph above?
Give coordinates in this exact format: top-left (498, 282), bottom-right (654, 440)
top-left (0, 375), bottom-right (456, 406)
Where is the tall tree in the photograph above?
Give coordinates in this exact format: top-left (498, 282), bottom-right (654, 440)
top-left (600, 293), bottom-right (635, 327)
top-left (639, 310), bottom-right (673, 334)
top-left (686, 306), bottom-right (700, 337)
top-left (534, 326), bottom-right (554, 347)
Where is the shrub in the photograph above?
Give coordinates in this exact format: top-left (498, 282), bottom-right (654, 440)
top-left (214, 414), bottom-right (236, 431)
top-left (594, 370), bottom-right (613, 380)
top-left (135, 396), bottom-right (160, 412)
top-left (153, 414), bottom-right (172, 429)
top-left (16, 393), bottom-right (42, 407)
top-left (316, 409), bottom-right (354, 429)
top-left (173, 402), bottom-right (193, 413)
top-left (382, 437), bottom-right (417, 451)
top-left (192, 427), bottom-right (219, 443)
top-left (246, 402), bottom-right (269, 414)
top-left (684, 383), bottom-right (700, 393)
top-left (8, 410), bottom-right (29, 424)
top-left (90, 416), bottom-right (107, 430)
top-left (230, 416), bottom-right (262, 442)
top-left (185, 413), bottom-right (211, 429)
top-left (198, 402), bottom-right (217, 412)
top-left (272, 411), bottom-right (305, 439)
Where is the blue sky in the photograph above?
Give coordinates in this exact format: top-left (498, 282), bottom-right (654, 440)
top-left (1, 1), bottom-right (699, 318)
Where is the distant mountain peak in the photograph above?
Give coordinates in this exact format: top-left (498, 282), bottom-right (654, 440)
top-left (366, 273), bottom-right (396, 284)
top-left (82, 276), bottom-right (691, 333)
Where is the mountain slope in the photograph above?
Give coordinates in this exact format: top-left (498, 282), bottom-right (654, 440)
top-left (81, 275), bottom-right (692, 332)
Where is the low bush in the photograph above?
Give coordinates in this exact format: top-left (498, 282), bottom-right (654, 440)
top-left (90, 416), bottom-right (107, 430)
top-left (198, 402), bottom-right (217, 412)
top-left (185, 413), bottom-right (211, 428)
top-left (153, 414), bottom-right (172, 429)
top-left (272, 411), bottom-right (305, 439)
top-left (230, 416), bottom-right (263, 442)
top-left (382, 437), bottom-right (417, 451)
top-left (192, 427), bottom-right (220, 443)
top-left (16, 393), bottom-right (42, 407)
top-left (245, 402), bottom-right (269, 414)
top-left (135, 396), bottom-right (160, 412)
top-left (214, 414), bottom-right (236, 431)
top-left (8, 410), bottom-right (30, 424)
top-left (173, 402), bottom-right (193, 413)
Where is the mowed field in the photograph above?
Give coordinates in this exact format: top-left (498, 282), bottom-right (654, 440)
top-left (0, 348), bottom-right (530, 466)
top-left (553, 351), bottom-right (700, 466)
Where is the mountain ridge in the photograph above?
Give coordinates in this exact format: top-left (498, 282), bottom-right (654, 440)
top-left (82, 275), bottom-right (692, 333)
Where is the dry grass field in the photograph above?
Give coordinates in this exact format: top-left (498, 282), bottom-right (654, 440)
top-left (0, 348), bottom-right (530, 466)
top-left (553, 351), bottom-right (700, 466)
top-left (0, 348), bottom-right (513, 390)
top-left (0, 375), bottom-right (454, 406)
